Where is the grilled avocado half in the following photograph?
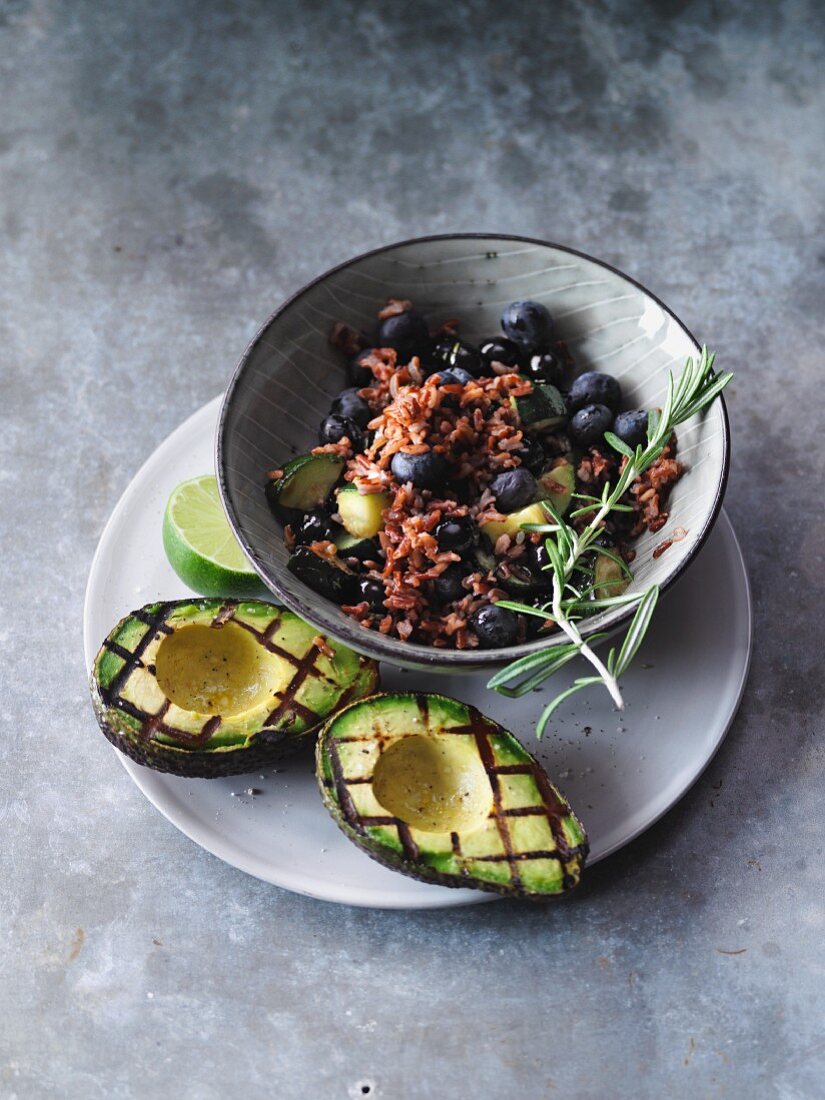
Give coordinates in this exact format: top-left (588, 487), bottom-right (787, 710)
top-left (90, 598), bottom-right (379, 777)
top-left (317, 692), bottom-right (588, 898)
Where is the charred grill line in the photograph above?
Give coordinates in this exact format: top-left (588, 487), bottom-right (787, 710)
top-left (450, 831), bottom-right (469, 877)
top-left (98, 602), bottom-right (177, 710)
top-left (416, 694), bottom-right (430, 730)
top-left (210, 602), bottom-right (237, 627)
top-left (263, 644), bottom-right (324, 728)
top-left (196, 715), bottom-right (222, 746)
top-left (138, 700), bottom-right (170, 742)
top-left (469, 713), bottom-right (522, 888)
top-left (232, 616), bottom-right (305, 668)
top-left (470, 849), bottom-right (568, 863)
top-left (530, 764), bottom-right (578, 861)
top-left (396, 822), bottom-right (420, 863)
top-left (131, 606), bottom-right (173, 634)
top-left (101, 640), bottom-right (139, 663)
top-left (325, 737), bottom-right (361, 830)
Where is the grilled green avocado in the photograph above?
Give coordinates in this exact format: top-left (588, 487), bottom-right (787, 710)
top-left (90, 598), bottom-right (379, 777)
top-left (317, 692), bottom-right (588, 897)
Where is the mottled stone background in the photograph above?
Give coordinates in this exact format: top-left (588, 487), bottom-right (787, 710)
top-left (1, 1), bottom-right (823, 1097)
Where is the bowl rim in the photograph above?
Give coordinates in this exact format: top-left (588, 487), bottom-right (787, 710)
top-left (216, 232), bottom-right (730, 670)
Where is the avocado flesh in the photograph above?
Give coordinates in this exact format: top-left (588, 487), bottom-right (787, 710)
top-left (90, 598), bottom-right (379, 777)
top-left (317, 692), bottom-right (588, 897)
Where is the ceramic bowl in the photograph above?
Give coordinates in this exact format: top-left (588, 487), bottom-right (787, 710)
top-left (216, 234), bottom-right (729, 672)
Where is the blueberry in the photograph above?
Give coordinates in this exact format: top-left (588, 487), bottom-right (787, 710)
top-left (613, 409), bottom-right (649, 450)
top-left (500, 300), bottom-right (555, 351)
top-left (527, 539), bottom-right (553, 581)
top-left (516, 435), bottom-right (546, 475)
top-left (569, 371), bottom-right (622, 413)
top-left (432, 367), bottom-right (475, 386)
top-left (390, 449), bottom-right (450, 490)
top-left (524, 350), bottom-right (564, 386)
top-left (479, 336), bottom-right (523, 372)
top-left (489, 467), bottom-right (537, 513)
top-left (470, 604), bottom-right (519, 648)
top-left (569, 404), bottom-right (614, 446)
top-left (522, 595), bottom-right (555, 639)
top-left (347, 349), bottom-right (374, 388)
top-left (376, 309), bottom-right (429, 361)
top-left (293, 510), bottom-right (338, 545)
top-left (331, 387), bottom-right (372, 428)
top-left (435, 516), bottom-right (476, 553)
top-left (433, 564), bottom-right (468, 603)
top-left (357, 576), bottom-right (386, 611)
top-left (318, 414), bottom-right (365, 451)
top-left (427, 337), bottom-right (484, 378)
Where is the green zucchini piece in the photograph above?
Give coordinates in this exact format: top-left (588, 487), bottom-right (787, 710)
top-left (497, 561), bottom-right (544, 597)
top-left (536, 460), bottom-right (575, 517)
top-left (266, 454), bottom-right (344, 519)
top-left (334, 531), bottom-right (381, 564)
top-left (481, 502), bottom-right (547, 544)
top-left (336, 483), bottom-right (392, 539)
top-left (593, 553), bottom-right (630, 599)
top-left (511, 384), bottom-right (567, 433)
top-left (89, 598), bottom-right (379, 777)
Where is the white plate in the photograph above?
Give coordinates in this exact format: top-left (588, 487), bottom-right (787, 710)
top-left (83, 396), bottom-right (752, 909)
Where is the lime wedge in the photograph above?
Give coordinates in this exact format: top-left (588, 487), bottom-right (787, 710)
top-left (162, 475), bottom-right (267, 598)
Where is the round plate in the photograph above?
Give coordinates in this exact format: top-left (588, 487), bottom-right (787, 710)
top-left (83, 396), bottom-right (752, 909)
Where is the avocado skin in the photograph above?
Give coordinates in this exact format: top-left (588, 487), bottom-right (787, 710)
top-left (90, 598), bottom-right (379, 778)
top-left (90, 680), bottom-right (303, 776)
top-left (316, 691), bottom-right (589, 899)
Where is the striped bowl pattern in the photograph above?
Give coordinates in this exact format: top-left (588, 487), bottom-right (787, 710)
top-left (216, 235), bottom-right (729, 672)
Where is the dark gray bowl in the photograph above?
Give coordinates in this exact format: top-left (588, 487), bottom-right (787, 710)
top-left (216, 234), bottom-right (728, 672)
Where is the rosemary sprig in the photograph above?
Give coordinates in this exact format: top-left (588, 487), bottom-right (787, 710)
top-left (487, 346), bottom-right (732, 737)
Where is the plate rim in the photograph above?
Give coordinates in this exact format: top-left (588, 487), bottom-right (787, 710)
top-left (84, 395), bottom-right (752, 910)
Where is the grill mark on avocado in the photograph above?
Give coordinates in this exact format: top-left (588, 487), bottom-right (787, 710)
top-left (101, 640), bottom-right (138, 663)
top-left (450, 832), bottom-right (469, 877)
top-left (264, 643), bottom-right (325, 729)
top-left (138, 699), bottom-right (170, 742)
top-left (97, 601), bottom-right (177, 708)
top-left (416, 694), bottom-right (430, 729)
top-left (470, 849), bottom-right (566, 863)
top-left (530, 761), bottom-right (585, 879)
top-left (131, 606), bottom-right (173, 634)
top-left (396, 822), bottom-right (420, 863)
top-left (468, 712), bottom-right (522, 889)
top-left (325, 736), bottom-right (361, 829)
top-left (210, 603), bottom-right (237, 627)
top-left (195, 715), bottom-right (222, 745)
top-left (325, 738), bottom-right (420, 862)
top-left (233, 615), bottom-right (307, 668)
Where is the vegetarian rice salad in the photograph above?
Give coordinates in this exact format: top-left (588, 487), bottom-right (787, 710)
top-left (265, 298), bottom-right (684, 650)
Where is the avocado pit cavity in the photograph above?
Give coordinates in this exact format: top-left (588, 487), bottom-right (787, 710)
top-left (154, 622), bottom-right (280, 716)
top-left (372, 734), bottom-right (492, 834)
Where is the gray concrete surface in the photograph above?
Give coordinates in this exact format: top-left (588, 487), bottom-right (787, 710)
top-left (2, 1), bottom-right (823, 1097)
